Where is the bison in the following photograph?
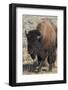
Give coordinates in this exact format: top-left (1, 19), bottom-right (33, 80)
top-left (25, 19), bottom-right (57, 72)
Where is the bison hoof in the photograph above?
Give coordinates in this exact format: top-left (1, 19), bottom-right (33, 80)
top-left (49, 65), bottom-right (52, 72)
top-left (34, 69), bottom-right (39, 73)
top-left (34, 66), bottom-right (40, 73)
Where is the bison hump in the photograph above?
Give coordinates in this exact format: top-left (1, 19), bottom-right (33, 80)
top-left (37, 19), bottom-right (56, 49)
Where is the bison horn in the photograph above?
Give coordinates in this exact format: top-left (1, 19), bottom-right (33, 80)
top-left (25, 30), bottom-right (29, 36)
top-left (37, 35), bottom-right (41, 40)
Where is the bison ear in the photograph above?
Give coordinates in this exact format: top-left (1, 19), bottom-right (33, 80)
top-left (25, 30), bottom-right (29, 37)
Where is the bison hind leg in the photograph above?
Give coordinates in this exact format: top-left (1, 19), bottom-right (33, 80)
top-left (48, 50), bottom-right (56, 71)
top-left (48, 58), bottom-right (52, 71)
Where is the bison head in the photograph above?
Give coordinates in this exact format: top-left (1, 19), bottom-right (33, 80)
top-left (25, 30), bottom-right (41, 60)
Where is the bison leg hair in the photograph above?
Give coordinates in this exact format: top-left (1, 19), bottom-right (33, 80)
top-left (48, 56), bottom-right (52, 71)
top-left (36, 56), bottom-right (44, 72)
top-left (48, 50), bottom-right (56, 71)
top-left (52, 50), bottom-right (57, 68)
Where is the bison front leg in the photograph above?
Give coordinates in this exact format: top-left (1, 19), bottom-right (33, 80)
top-left (35, 56), bottom-right (44, 72)
top-left (32, 55), bottom-right (40, 72)
top-left (33, 56), bottom-right (42, 72)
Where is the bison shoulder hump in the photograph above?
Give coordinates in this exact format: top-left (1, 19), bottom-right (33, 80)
top-left (37, 19), bottom-right (57, 48)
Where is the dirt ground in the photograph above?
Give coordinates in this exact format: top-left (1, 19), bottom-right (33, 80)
top-left (23, 66), bottom-right (57, 75)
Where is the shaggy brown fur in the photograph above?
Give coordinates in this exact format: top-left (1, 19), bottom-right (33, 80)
top-left (37, 19), bottom-right (57, 49)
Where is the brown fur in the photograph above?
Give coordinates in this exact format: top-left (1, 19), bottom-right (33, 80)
top-left (37, 19), bottom-right (57, 49)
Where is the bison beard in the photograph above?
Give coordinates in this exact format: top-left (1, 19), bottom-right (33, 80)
top-left (25, 19), bottom-right (57, 72)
